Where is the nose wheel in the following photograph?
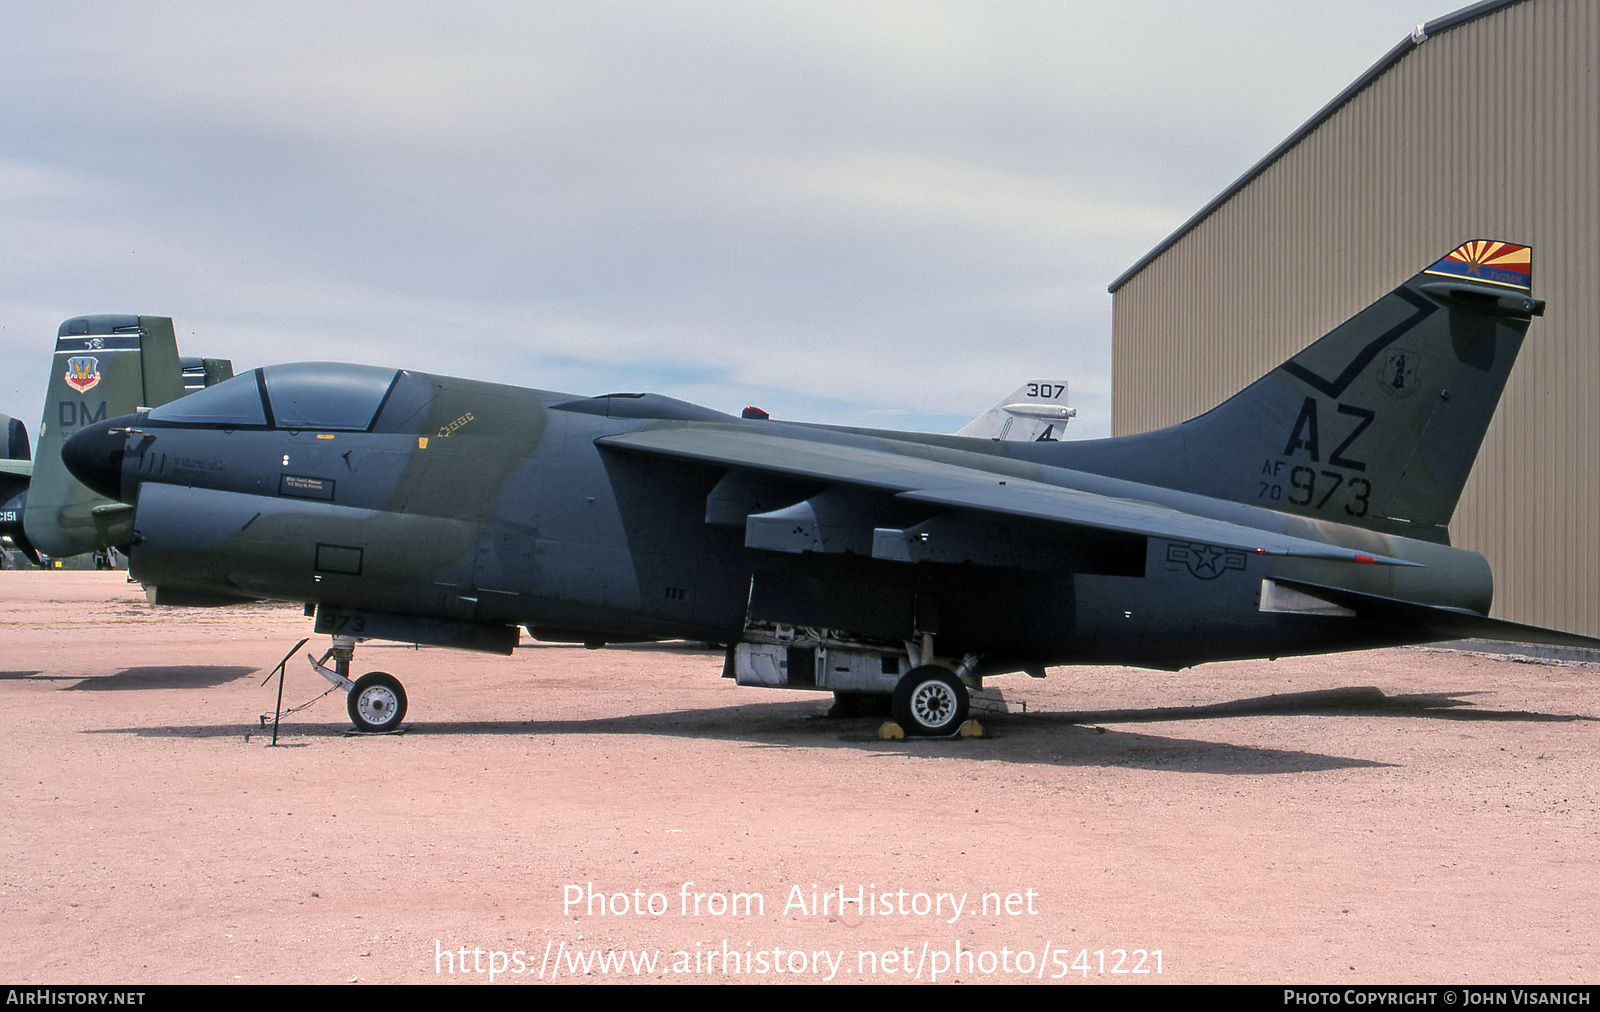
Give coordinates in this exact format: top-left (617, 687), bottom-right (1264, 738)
top-left (308, 636), bottom-right (410, 733)
top-left (347, 672), bottom-right (407, 733)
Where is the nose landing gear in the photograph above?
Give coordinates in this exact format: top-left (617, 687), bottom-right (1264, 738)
top-left (308, 635), bottom-right (409, 733)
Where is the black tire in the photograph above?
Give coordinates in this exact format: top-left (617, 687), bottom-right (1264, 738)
top-left (891, 666), bottom-right (968, 736)
top-left (832, 691), bottom-right (893, 718)
top-left (348, 671), bottom-right (407, 733)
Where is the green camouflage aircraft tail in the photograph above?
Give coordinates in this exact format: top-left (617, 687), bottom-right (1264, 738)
top-left (1095, 241), bottom-right (1541, 543)
top-left (22, 315), bottom-right (233, 558)
top-left (0, 413), bottom-right (36, 563)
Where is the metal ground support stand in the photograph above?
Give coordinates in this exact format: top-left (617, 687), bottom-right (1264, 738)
top-left (257, 637), bottom-right (310, 746)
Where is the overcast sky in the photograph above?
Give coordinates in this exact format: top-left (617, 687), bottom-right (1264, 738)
top-left (0, 0), bottom-right (1473, 441)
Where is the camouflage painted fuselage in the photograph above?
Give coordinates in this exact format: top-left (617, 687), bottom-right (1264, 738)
top-left (72, 369), bottom-right (1486, 675)
top-left (61, 241), bottom-right (1593, 679)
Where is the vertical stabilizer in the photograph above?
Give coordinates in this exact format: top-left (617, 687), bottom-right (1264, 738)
top-left (958, 381), bottom-right (1075, 442)
top-left (1085, 241), bottom-right (1541, 542)
top-left (2, 414), bottom-right (28, 461)
top-left (23, 315), bottom-right (185, 556)
top-left (0, 414), bottom-right (37, 563)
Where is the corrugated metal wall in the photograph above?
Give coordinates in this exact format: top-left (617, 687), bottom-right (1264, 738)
top-left (1111, 0), bottom-right (1600, 635)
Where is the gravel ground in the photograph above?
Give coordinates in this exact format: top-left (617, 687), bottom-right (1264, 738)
top-left (2, 571), bottom-right (1596, 984)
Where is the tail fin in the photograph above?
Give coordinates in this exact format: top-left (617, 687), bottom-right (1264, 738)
top-left (958, 381), bottom-right (1076, 442)
top-left (1158, 241), bottom-right (1541, 541)
top-left (22, 315), bottom-right (189, 556)
top-left (180, 356), bottom-right (235, 392)
top-left (2, 414), bottom-right (28, 461)
top-left (1, 414), bottom-right (38, 564)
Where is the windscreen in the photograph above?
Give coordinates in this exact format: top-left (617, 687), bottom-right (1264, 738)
top-left (146, 363), bottom-right (401, 431)
top-left (261, 363), bottom-right (400, 431)
top-left (146, 370), bottom-right (269, 426)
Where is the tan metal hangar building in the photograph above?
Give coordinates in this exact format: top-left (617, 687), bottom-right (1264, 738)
top-left (1108, 0), bottom-right (1600, 638)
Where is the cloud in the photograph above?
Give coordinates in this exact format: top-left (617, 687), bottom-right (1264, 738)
top-left (0, 1), bottom-right (1469, 439)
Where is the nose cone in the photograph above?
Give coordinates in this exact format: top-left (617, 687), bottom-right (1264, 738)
top-left (61, 416), bottom-right (134, 501)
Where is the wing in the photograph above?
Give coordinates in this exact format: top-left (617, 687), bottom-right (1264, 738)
top-left (596, 425), bottom-right (1414, 566)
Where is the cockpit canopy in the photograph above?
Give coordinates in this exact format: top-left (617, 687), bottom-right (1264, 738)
top-left (146, 363), bottom-right (425, 432)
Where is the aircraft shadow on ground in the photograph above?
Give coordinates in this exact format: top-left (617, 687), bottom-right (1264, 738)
top-left (1045, 685), bottom-right (1598, 726)
top-left (81, 684), bottom-right (1594, 774)
top-left (64, 665), bottom-right (260, 690)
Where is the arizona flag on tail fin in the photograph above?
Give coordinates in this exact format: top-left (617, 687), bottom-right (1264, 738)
top-left (1423, 240), bottom-right (1532, 291)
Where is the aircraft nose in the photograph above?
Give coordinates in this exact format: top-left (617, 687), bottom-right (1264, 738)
top-left (61, 417), bottom-right (133, 501)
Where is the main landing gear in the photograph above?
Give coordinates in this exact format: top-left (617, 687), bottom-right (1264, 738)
top-left (738, 624), bottom-right (981, 737)
top-left (309, 635), bottom-right (409, 733)
top-left (881, 632), bottom-right (974, 737)
top-left (891, 665), bottom-right (970, 737)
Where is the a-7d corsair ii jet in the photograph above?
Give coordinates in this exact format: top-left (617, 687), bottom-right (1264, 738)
top-left (60, 241), bottom-right (1597, 735)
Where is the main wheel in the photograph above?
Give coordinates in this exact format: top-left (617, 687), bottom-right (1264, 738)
top-left (891, 666), bottom-right (968, 736)
top-left (348, 672), bottom-right (407, 733)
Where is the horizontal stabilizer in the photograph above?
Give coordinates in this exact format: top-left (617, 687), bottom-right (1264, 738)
top-left (1274, 579), bottom-right (1600, 651)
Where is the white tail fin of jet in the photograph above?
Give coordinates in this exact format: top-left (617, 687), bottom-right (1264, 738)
top-left (957, 381), bottom-right (1075, 442)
